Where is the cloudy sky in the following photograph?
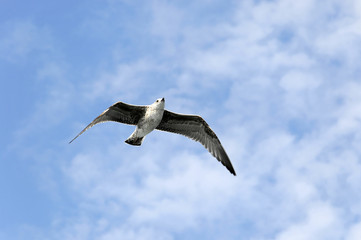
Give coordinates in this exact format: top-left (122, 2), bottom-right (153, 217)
top-left (2, 0), bottom-right (361, 239)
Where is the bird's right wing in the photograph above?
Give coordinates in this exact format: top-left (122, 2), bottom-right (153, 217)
top-left (156, 110), bottom-right (236, 175)
top-left (69, 101), bottom-right (146, 143)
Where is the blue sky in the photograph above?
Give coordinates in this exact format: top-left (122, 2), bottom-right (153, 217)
top-left (2, 0), bottom-right (361, 239)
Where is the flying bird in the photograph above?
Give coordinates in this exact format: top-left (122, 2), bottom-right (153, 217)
top-left (69, 98), bottom-right (236, 175)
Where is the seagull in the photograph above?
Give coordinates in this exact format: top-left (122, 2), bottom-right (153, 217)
top-left (69, 98), bottom-right (236, 175)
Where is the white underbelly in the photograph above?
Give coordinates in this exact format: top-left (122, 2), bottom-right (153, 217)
top-left (134, 109), bottom-right (164, 137)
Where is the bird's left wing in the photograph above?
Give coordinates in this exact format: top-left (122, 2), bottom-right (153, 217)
top-left (69, 101), bottom-right (146, 143)
top-left (156, 110), bottom-right (236, 175)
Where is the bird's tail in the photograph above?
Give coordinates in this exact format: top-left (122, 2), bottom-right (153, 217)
top-left (125, 136), bottom-right (144, 146)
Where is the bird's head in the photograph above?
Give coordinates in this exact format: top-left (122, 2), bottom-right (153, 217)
top-left (152, 97), bottom-right (165, 110)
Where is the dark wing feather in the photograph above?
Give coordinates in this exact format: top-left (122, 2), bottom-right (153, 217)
top-left (69, 102), bottom-right (146, 143)
top-left (156, 110), bottom-right (236, 175)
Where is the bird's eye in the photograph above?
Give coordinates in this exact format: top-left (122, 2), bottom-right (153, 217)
top-left (156, 100), bottom-right (159, 102)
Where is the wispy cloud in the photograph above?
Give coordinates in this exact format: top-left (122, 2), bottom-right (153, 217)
top-left (0, 21), bottom-right (53, 62)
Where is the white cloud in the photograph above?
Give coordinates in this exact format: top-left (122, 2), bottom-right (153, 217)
top-left (99, 227), bottom-right (172, 240)
top-left (347, 222), bottom-right (361, 240)
top-left (0, 21), bottom-right (53, 62)
top-left (83, 59), bottom-right (155, 102)
top-left (279, 71), bottom-right (321, 92)
top-left (276, 203), bottom-right (343, 240)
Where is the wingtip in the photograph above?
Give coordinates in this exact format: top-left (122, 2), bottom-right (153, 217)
top-left (223, 158), bottom-right (236, 176)
top-left (68, 136), bottom-right (78, 144)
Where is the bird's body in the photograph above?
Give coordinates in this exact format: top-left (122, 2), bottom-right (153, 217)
top-left (125, 98), bottom-right (165, 146)
top-left (70, 98), bottom-right (236, 175)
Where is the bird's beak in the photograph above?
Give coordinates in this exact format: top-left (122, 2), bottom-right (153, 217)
top-left (161, 98), bottom-right (165, 102)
